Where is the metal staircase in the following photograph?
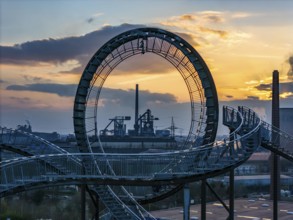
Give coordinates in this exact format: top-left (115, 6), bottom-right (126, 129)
top-left (75, 141), bottom-right (155, 218)
top-left (260, 121), bottom-right (293, 162)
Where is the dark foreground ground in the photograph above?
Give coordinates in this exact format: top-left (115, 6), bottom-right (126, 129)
top-left (149, 198), bottom-right (293, 220)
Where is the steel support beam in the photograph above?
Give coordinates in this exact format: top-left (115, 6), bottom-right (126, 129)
top-left (183, 184), bottom-right (190, 220)
top-left (0, 147), bottom-right (2, 220)
top-left (229, 170), bottom-right (235, 220)
top-left (229, 128), bottom-right (235, 220)
top-left (206, 182), bottom-right (230, 213)
top-left (94, 195), bottom-right (99, 220)
top-left (201, 179), bottom-right (206, 220)
top-left (81, 185), bottom-right (86, 220)
top-left (86, 186), bottom-right (99, 220)
top-left (272, 154), bottom-right (279, 220)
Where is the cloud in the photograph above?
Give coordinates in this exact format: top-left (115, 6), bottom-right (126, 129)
top-left (288, 55), bottom-right (293, 79)
top-left (255, 83), bottom-right (271, 91)
top-left (7, 96), bottom-right (52, 109)
top-left (0, 24), bottom-right (145, 66)
top-left (226, 95), bottom-right (233, 98)
top-left (280, 82), bottom-right (293, 94)
top-left (112, 53), bottom-right (175, 75)
top-left (199, 11), bottom-right (225, 23)
top-left (21, 75), bottom-right (48, 83)
top-left (159, 11), bottom-right (254, 47)
top-left (0, 23), bottom-right (197, 75)
top-left (179, 14), bottom-right (197, 21)
top-left (199, 27), bottom-right (228, 38)
top-left (254, 81), bottom-right (293, 99)
top-left (86, 18), bottom-right (94, 23)
top-left (255, 82), bottom-right (293, 94)
top-left (160, 11), bottom-right (225, 31)
top-left (231, 12), bottom-right (253, 19)
top-left (86, 12), bottom-right (103, 24)
top-left (247, 96), bottom-right (259, 100)
top-left (6, 83), bottom-right (77, 97)
top-left (6, 83), bottom-right (177, 106)
top-left (9, 96), bottom-right (34, 104)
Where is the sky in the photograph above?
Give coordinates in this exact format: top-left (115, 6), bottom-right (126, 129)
top-left (0, 0), bottom-right (293, 136)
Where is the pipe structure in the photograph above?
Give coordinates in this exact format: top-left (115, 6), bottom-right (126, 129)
top-left (201, 179), bottom-right (206, 220)
top-left (134, 84), bottom-right (139, 136)
top-left (183, 184), bottom-right (190, 220)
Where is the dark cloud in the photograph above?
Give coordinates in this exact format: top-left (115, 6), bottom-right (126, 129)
top-left (6, 83), bottom-right (77, 97)
top-left (0, 24), bottom-right (145, 66)
top-left (176, 32), bottom-right (200, 47)
top-left (255, 82), bottom-right (293, 94)
top-left (101, 88), bottom-right (177, 108)
top-left (179, 14), bottom-right (196, 21)
top-left (226, 95), bottom-right (233, 98)
top-left (9, 96), bottom-right (33, 104)
top-left (288, 55), bottom-right (293, 79)
top-left (6, 83), bottom-right (177, 105)
top-left (21, 75), bottom-right (46, 83)
top-left (255, 83), bottom-right (271, 91)
top-left (203, 14), bottom-right (224, 23)
top-left (0, 79), bottom-right (5, 83)
top-left (247, 96), bottom-right (259, 100)
top-left (280, 82), bottom-right (293, 94)
top-left (86, 18), bottom-right (94, 23)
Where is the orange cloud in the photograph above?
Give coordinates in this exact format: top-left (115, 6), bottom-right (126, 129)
top-left (199, 27), bottom-right (228, 39)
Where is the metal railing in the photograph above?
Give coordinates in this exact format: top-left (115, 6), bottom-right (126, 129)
top-left (260, 121), bottom-right (293, 162)
top-left (1, 106), bottom-right (262, 195)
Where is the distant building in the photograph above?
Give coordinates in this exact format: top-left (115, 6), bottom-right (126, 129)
top-left (235, 152), bottom-right (270, 175)
top-left (16, 123), bottom-right (61, 142)
top-left (223, 175), bottom-right (293, 187)
top-left (32, 131), bottom-right (60, 142)
top-left (280, 108), bottom-right (293, 151)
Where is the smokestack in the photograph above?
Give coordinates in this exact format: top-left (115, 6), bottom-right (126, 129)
top-left (270, 70), bottom-right (280, 219)
top-left (134, 84), bottom-right (139, 135)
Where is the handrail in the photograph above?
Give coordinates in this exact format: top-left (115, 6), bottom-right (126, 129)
top-left (0, 126), bottom-right (81, 165)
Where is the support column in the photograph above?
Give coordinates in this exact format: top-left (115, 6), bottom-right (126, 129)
top-left (0, 147), bottom-right (2, 220)
top-left (229, 128), bottom-right (235, 220)
top-left (94, 194), bottom-right (99, 220)
top-left (183, 184), bottom-right (190, 220)
top-left (86, 186), bottom-right (100, 220)
top-left (201, 179), bottom-right (206, 220)
top-left (81, 185), bottom-right (86, 220)
top-left (229, 170), bottom-right (235, 220)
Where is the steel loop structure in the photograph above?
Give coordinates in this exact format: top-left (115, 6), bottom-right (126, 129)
top-left (73, 28), bottom-right (218, 153)
top-left (1, 28), bottom-right (293, 220)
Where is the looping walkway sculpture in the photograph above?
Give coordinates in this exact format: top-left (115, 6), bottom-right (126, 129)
top-left (1, 28), bottom-right (293, 220)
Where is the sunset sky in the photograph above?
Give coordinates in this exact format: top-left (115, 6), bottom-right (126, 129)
top-left (1, 0), bottom-right (293, 135)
